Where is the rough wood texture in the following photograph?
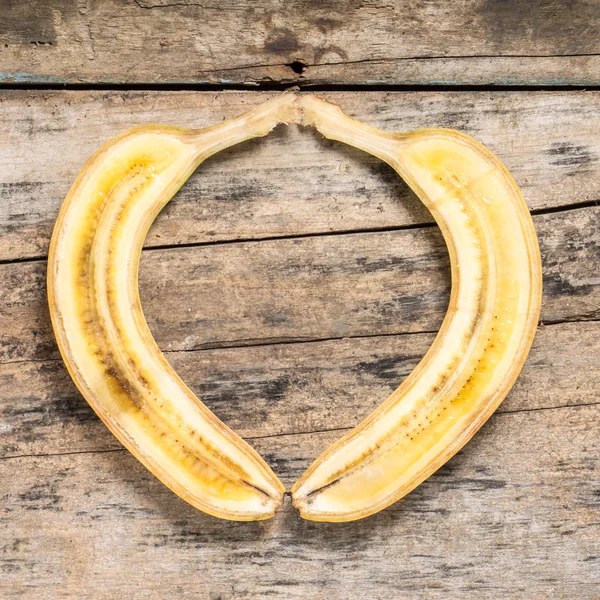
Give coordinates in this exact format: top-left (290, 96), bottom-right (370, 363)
top-left (1, 321), bottom-right (598, 459)
top-left (0, 0), bottom-right (599, 86)
top-left (0, 78), bottom-right (598, 597)
top-left (1, 90), bottom-right (599, 261)
top-left (2, 403), bottom-right (599, 599)
top-left (1, 206), bottom-right (599, 364)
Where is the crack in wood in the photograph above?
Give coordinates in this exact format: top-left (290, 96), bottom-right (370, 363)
top-left (0, 200), bottom-right (597, 268)
top-left (2, 402), bottom-right (598, 463)
top-left (133, 0), bottom-right (237, 11)
top-left (0, 318), bottom-right (598, 369)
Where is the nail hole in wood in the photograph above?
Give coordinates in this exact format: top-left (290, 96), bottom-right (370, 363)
top-left (288, 60), bottom-right (307, 74)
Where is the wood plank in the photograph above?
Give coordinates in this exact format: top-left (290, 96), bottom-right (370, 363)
top-left (1, 90), bottom-right (599, 261)
top-left (1, 206), bottom-right (598, 364)
top-left (0, 1), bottom-right (599, 86)
top-left (303, 55), bottom-right (600, 87)
top-left (1, 403), bottom-right (598, 599)
top-left (1, 321), bottom-right (598, 459)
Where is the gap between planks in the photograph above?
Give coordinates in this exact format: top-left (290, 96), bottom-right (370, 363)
top-left (1, 318), bottom-right (598, 368)
top-left (0, 82), bottom-right (600, 92)
top-left (2, 402), bottom-right (599, 463)
top-left (0, 199), bottom-right (597, 269)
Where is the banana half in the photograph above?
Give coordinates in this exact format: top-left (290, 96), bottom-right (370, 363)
top-left (48, 94), bottom-right (541, 522)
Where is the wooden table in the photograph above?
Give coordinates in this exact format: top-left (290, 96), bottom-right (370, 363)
top-left (1, 2), bottom-right (599, 598)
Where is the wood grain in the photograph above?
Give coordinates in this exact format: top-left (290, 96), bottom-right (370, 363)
top-left (2, 403), bottom-right (598, 599)
top-left (0, 0), bottom-right (599, 86)
top-left (1, 206), bottom-right (598, 364)
top-left (1, 320), bottom-right (598, 459)
top-left (1, 90), bottom-right (599, 261)
top-left (1, 0), bottom-right (598, 595)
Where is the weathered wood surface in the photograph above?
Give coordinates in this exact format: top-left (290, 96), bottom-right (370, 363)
top-left (2, 403), bottom-right (599, 599)
top-left (1, 206), bottom-right (599, 364)
top-left (0, 0), bottom-right (599, 86)
top-left (1, 85), bottom-right (599, 597)
top-left (1, 320), bottom-right (598, 459)
top-left (1, 90), bottom-right (599, 261)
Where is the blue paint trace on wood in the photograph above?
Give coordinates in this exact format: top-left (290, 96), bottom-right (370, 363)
top-left (0, 72), bottom-right (69, 84)
top-left (0, 72), bottom-right (598, 87)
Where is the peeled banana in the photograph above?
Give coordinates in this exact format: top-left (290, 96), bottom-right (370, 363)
top-left (291, 96), bottom-right (542, 521)
top-left (48, 93), bottom-right (541, 522)
top-left (48, 95), bottom-right (299, 521)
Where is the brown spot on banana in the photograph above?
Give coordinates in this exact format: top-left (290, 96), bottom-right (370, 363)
top-left (48, 93), bottom-right (541, 522)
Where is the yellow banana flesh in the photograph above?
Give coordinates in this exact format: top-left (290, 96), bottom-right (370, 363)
top-left (48, 95), bottom-right (302, 521)
top-left (48, 93), bottom-right (541, 522)
top-left (291, 96), bottom-right (542, 521)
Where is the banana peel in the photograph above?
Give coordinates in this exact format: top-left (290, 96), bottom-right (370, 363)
top-left (48, 93), bottom-right (542, 521)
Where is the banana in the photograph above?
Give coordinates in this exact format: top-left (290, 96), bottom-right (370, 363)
top-left (48, 95), bottom-right (301, 521)
top-left (291, 96), bottom-right (542, 521)
top-left (48, 93), bottom-right (541, 522)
